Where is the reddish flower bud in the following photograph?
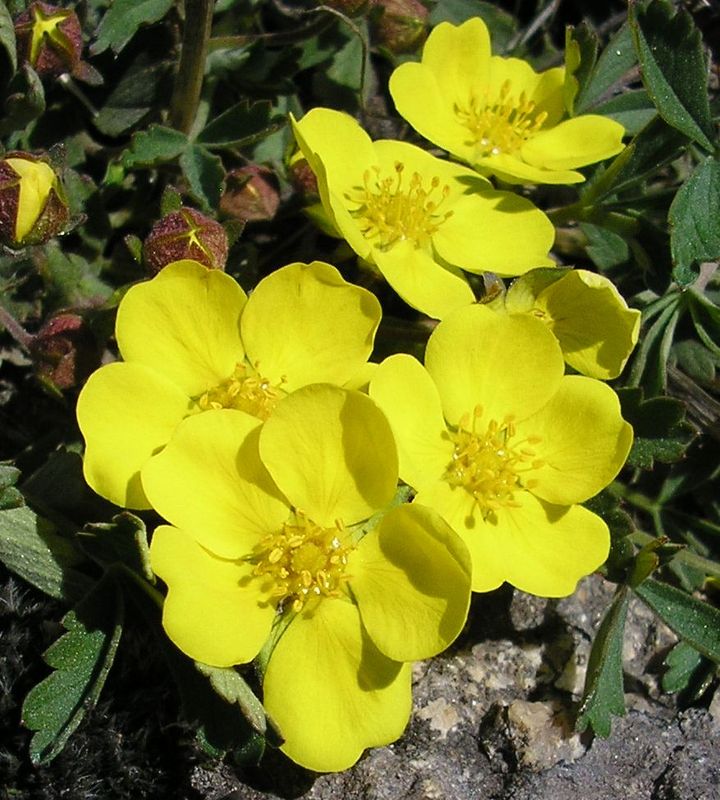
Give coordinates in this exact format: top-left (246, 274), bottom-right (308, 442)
top-left (30, 313), bottom-right (101, 393)
top-left (0, 152), bottom-right (69, 249)
top-left (220, 166), bottom-right (280, 223)
top-left (14, 2), bottom-right (84, 79)
top-left (142, 207), bottom-right (228, 273)
top-left (371, 0), bottom-right (429, 53)
top-left (287, 155), bottom-right (319, 198)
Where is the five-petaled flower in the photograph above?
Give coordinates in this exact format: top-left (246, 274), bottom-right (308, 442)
top-left (77, 258), bottom-right (381, 509)
top-left (291, 107), bottom-right (555, 319)
top-left (389, 17), bottom-right (625, 184)
top-left (500, 268), bottom-right (641, 379)
top-left (370, 304), bottom-right (633, 596)
top-left (144, 385), bottom-right (472, 772)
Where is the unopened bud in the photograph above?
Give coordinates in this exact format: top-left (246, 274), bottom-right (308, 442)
top-left (287, 155), bottom-right (319, 198)
top-left (371, 0), bottom-right (429, 53)
top-left (220, 166), bottom-right (280, 223)
top-left (30, 313), bottom-right (101, 393)
top-left (0, 152), bottom-right (69, 249)
top-left (142, 207), bottom-right (228, 273)
top-left (14, 2), bottom-right (84, 78)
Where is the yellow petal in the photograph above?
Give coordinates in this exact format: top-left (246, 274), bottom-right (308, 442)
top-left (518, 375), bottom-right (633, 505)
top-left (369, 354), bottom-right (453, 491)
top-left (141, 409), bottom-right (289, 559)
top-left (116, 260), bottom-right (247, 397)
top-left (425, 304), bottom-right (565, 425)
top-left (475, 152), bottom-right (585, 184)
top-left (487, 494), bottom-right (610, 597)
top-left (533, 269), bottom-right (641, 379)
top-left (77, 362), bottom-right (192, 509)
top-left (241, 261), bottom-right (381, 391)
top-left (412, 480), bottom-right (506, 593)
top-left (259, 385), bottom-right (398, 528)
top-left (373, 241), bottom-right (475, 319)
top-left (432, 188), bottom-right (555, 275)
top-left (419, 18), bottom-right (491, 105)
top-left (150, 525), bottom-right (275, 666)
top-left (521, 116), bottom-right (625, 171)
top-left (351, 504), bottom-right (471, 660)
top-left (263, 597), bottom-right (412, 772)
top-left (389, 62), bottom-right (472, 161)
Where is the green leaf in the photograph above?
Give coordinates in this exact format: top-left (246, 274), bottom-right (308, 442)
top-left (592, 90), bottom-right (657, 136)
top-left (627, 297), bottom-right (680, 395)
top-left (197, 100), bottom-right (284, 149)
top-left (672, 339), bottom-right (718, 386)
top-left (634, 578), bottom-right (720, 662)
top-left (429, 0), bottom-right (516, 50)
top-left (575, 22), bottom-right (636, 114)
top-left (195, 663), bottom-right (270, 737)
top-left (0, 0), bottom-right (17, 75)
top-left (121, 125), bottom-right (188, 168)
top-left (41, 244), bottom-right (113, 307)
top-left (160, 184), bottom-right (183, 216)
top-left (0, 63), bottom-right (45, 136)
top-left (576, 587), bottom-right (630, 737)
top-left (688, 289), bottom-right (720, 356)
top-left (618, 387), bottom-right (695, 469)
top-left (564, 24), bottom-right (598, 115)
top-left (586, 115), bottom-right (688, 204)
top-left (91, 0), bottom-right (175, 56)
top-left (180, 144), bottom-right (224, 212)
top-left (628, 0), bottom-right (714, 151)
top-left (0, 504), bottom-right (92, 601)
top-left (21, 575), bottom-right (123, 765)
top-left (79, 512), bottom-right (154, 583)
top-left (580, 222), bottom-right (630, 269)
top-left (94, 54), bottom-right (171, 137)
top-left (669, 157), bottom-right (720, 279)
top-left (583, 489), bottom-right (635, 582)
top-left (0, 463), bottom-right (22, 509)
top-left (662, 640), bottom-right (703, 693)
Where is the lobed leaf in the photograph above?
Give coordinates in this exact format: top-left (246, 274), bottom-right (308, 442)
top-left (634, 578), bottom-right (720, 662)
top-left (122, 125), bottom-right (189, 169)
top-left (628, 0), bottom-right (714, 152)
top-left (662, 640), bottom-right (703, 693)
top-left (21, 575), bottom-right (124, 765)
top-left (197, 100), bottom-right (285, 149)
top-left (0, 0), bottom-right (17, 75)
top-left (576, 586), bottom-right (630, 737)
top-left (575, 22), bottom-right (636, 114)
top-left (669, 158), bottom-right (720, 282)
top-left (91, 0), bottom-right (175, 56)
top-left (179, 144), bottom-right (225, 212)
top-left (0, 504), bottom-right (92, 601)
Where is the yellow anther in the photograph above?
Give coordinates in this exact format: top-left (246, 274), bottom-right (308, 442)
top-left (196, 362), bottom-right (284, 420)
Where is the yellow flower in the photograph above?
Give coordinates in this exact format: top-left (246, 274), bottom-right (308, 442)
top-left (77, 259), bottom-right (381, 509)
top-left (501, 268), bottom-right (641, 379)
top-left (291, 108), bottom-right (555, 319)
top-left (389, 17), bottom-right (625, 184)
top-left (369, 305), bottom-right (633, 596)
top-left (144, 386), bottom-right (472, 772)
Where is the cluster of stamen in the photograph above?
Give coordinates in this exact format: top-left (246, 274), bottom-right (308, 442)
top-left (346, 161), bottom-right (453, 250)
top-left (444, 406), bottom-right (544, 520)
top-left (455, 80), bottom-right (548, 158)
top-left (251, 513), bottom-right (353, 612)
top-left (196, 362), bottom-right (284, 420)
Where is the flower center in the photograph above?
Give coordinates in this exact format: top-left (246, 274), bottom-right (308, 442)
top-left (455, 80), bottom-right (548, 158)
top-left (444, 406), bottom-right (544, 520)
top-left (251, 514), bottom-right (354, 612)
top-left (196, 362), bottom-right (284, 420)
top-left (345, 161), bottom-right (453, 250)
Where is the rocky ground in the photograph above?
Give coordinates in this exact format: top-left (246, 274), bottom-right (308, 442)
top-left (2, 568), bottom-right (719, 800)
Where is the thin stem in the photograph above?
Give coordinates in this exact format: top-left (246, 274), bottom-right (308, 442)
top-left (0, 303), bottom-right (33, 350)
top-left (170, 0), bottom-right (215, 135)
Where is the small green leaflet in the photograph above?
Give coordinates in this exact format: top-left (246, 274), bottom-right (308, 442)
top-left (21, 575), bottom-right (124, 765)
top-left (576, 586), bottom-right (630, 737)
top-left (91, 0), bottom-right (175, 56)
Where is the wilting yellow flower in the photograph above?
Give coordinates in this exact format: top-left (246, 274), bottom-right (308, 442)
top-left (370, 305), bottom-right (633, 596)
top-left (145, 386), bottom-right (471, 772)
top-left (500, 268), bottom-right (641, 379)
top-left (390, 17), bottom-right (625, 184)
top-left (77, 259), bottom-right (381, 509)
top-left (292, 107), bottom-right (554, 319)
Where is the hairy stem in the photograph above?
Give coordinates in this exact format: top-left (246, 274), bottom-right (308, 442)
top-left (170, 0), bottom-right (215, 135)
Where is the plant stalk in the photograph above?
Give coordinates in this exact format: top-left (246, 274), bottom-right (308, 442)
top-left (170, 0), bottom-right (215, 135)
